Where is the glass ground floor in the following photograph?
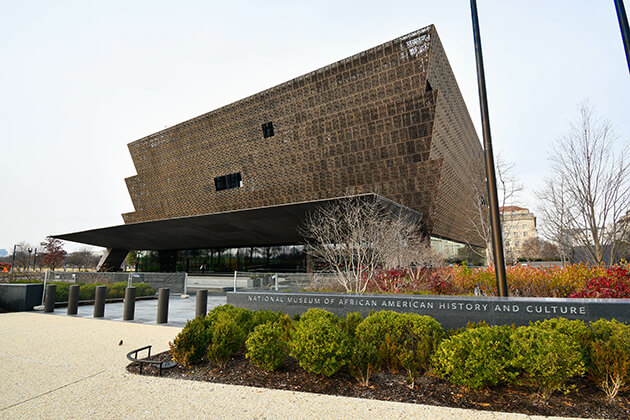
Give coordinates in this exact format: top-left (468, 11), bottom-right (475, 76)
top-left (133, 237), bottom-right (485, 273)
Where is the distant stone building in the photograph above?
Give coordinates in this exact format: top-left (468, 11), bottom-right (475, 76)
top-left (617, 210), bottom-right (630, 242)
top-left (500, 206), bottom-right (537, 261)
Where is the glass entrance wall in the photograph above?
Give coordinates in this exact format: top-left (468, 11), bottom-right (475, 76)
top-left (430, 236), bottom-right (486, 265)
top-left (135, 245), bottom-right (306, 273)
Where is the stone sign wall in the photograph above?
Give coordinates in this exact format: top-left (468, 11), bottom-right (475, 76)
top-left (227, 291), bottom-right (630, 330)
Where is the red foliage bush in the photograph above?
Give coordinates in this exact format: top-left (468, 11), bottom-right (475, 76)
top-left (360, 263), bottom-right (629, 298)
top-left (569, 266), bottom-right (630, 298)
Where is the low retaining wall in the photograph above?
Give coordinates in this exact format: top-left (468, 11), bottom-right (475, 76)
top-left (0, 283), bottom-right (44, 311)
top-left (227, 291), bottom-right (630, 330)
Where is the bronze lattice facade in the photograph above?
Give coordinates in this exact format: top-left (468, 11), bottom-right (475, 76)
top-left (123, 25), bottom-right (485, 248)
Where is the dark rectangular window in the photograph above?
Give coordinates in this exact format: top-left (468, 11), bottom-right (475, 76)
top-left (214, 172), bottom-right (242, 191)
top-left (262, 121), bottom-right (274, 138)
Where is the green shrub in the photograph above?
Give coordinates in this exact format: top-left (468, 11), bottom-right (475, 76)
top-left (107, 282), bottom-right (127, 299)
top-left (52, 282), bottom-right (70, 302)
top-left (79, 283), bottom-right (102, 301)
top-left (432, 325), bottom-right (515, 389)
top-left (343, 312), bottom-right (363, 339)
top-left (207, 304), bottom-right (254, 334)
top-left (250, 309), bottom-right (293, 333)
top-left (207, 312), bottom-right (247, 368)
top-left (134, 282), bottom-right (156, 297)
top-left (289, 309), bottom-right (350, 376)
top-left (509, 326), bottom-right (585, 399)
top-left (246, 322), bottom-right (288, 371)
top-left (589, 319), bottom-right (630, 401)
top-left (531, 318), bottom-right (591, 365)
top-left (392, 313), bottom-right (444, 387)
top-left (363, 311), bottom-right (404, 372)
top-left (348, 311), bottom-right (400, 386)
top-left (169, 316), bottom-right (212, 367)
top-left (448, 320), bottom-right (489, 337)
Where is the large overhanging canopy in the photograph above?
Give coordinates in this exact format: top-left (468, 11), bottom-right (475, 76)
top-left (53, 194), bottom-right (421, 251)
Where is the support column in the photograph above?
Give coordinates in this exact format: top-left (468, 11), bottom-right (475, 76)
top-left (97, 248), bottom-right (129, 272)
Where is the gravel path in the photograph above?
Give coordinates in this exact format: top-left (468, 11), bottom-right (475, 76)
top-left (0, 312), bottom-right (584, 419)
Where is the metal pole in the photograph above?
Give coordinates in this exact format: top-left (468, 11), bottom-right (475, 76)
top-left (157, 288), bottom-right (170, 324)
top-left (470, 0), bottom-right (508, 296)
top-left (67, 285), bottom-right (79, 315)
top-left (615, 0), bottom-right (630, 73)
top-left (42, 270), bottom-right (49, 304)
top-left (233, 270), bottom-right (237, 292)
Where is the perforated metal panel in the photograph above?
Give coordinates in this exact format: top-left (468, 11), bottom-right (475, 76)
top-left (122, 25), bottom-right (485, 247)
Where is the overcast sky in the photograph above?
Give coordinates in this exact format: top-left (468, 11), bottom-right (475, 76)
top-left (1, 0), bottom-right (629, 254)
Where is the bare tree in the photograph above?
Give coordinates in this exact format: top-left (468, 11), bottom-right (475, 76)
top-left (520, 237), bottom-right (542, 261)
top-left (300, 198), bottom-right (438, 293)
top-left (520, 237), bottom-right (559, 261)
top-left (466, 154), bottom-right (524, 264)
top-left (66, 247), bottom-right (100, 271)
top-left (536, 102), bottom-right (630, 265)
top-left (536, 179), bottom-right (571, 263)
top-left (11, 241), bottom-right (33, 270)
top-left (540, 240), bottom-right (560, 261)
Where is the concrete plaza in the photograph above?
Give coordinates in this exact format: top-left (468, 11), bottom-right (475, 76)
top-left (0, 312), bottom-right (587, 419)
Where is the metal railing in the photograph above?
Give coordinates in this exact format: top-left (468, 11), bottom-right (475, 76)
top-left (46, 271), bottom-right (188, 295)
top-left (230, 271), bottom-right (338, 292)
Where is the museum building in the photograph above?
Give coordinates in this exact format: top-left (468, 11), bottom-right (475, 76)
top-left (55, 24), bottom-right (486, 272)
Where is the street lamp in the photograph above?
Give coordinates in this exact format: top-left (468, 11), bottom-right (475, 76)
top-left (12, 244), bottom-right (23, 271)
top-left (615, 0), bottom-right (630, 74)
top-left (470, 0), bottom-right (509, 296)
top-left (26, 248), bottom-right (32, 272)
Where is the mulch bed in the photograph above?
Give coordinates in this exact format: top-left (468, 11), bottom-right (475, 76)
top-left (127, 351), bottom-right (629, 418)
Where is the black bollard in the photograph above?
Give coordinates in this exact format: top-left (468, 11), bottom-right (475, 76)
top-left (67, 285), bottom-right (79, 315)
top-left (94, 285), bottom-right (107, 318)
top-left (123, 286), bottom-right (136, 321)
top-left (157, 288), bottom-right (169, 324)
top-left (44, 284), bottom-right (56, 313)
top-left (196, 289), bottom-right (208, 318)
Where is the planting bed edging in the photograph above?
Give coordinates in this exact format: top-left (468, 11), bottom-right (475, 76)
top-left (227, 291), bottom-right (630, 329)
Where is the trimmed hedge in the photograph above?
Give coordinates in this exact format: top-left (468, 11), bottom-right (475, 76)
top-left (168, 305), bottom-right (630, 401)
top-left (169, 316), bottom-right (212, 367)
top-left (246, 322), bottom-right (289, 371)
top-left (289, 308), bottom-right (350, 376)
top-left (48, 281), bottom-right (156, 302)
top-left (510, 326), bottom-right (585, 399)
top-left (589, 319), bottom-right (630, 401)
top-left (432, 325), bottom-right (515, 389)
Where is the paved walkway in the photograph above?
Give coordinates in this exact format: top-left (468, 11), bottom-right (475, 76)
top-left (0, 313), bottom-right (585, 419)
top-left (46, 294), bottom-right (227, 327)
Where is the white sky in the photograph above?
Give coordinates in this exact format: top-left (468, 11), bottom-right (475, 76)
top-left (1, 0), bottom-right (629, 254)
